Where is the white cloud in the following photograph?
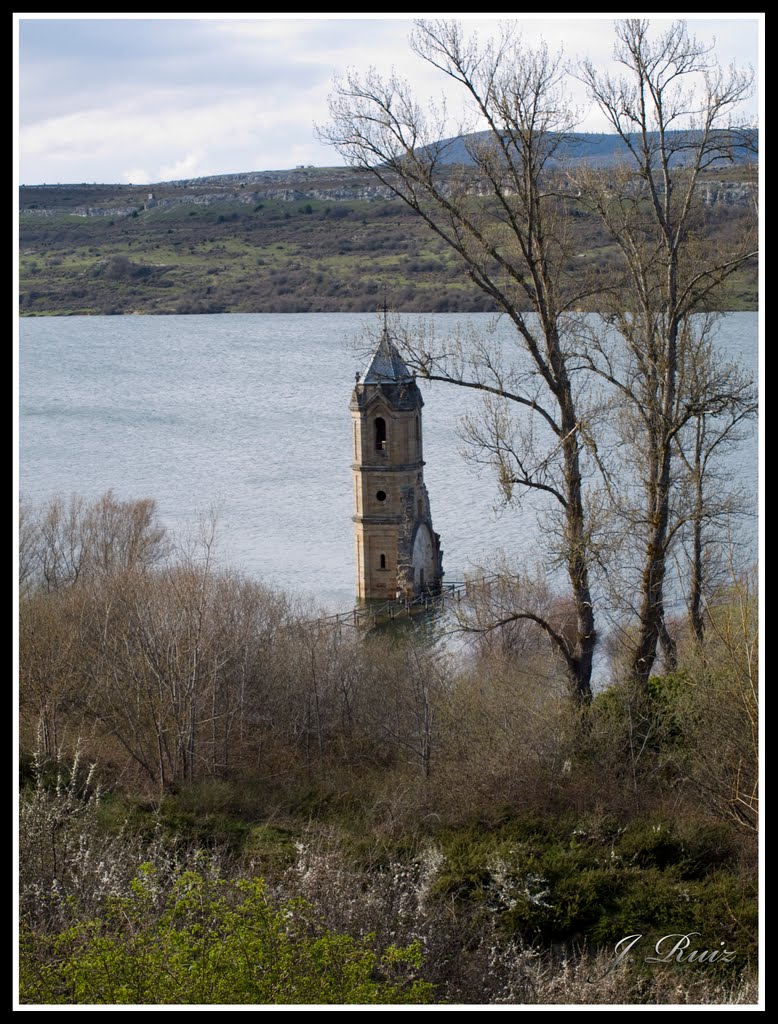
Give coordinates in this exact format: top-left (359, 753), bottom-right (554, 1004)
top-left (157, 150), bottom-right (206, 182)
top-left (121, 167), bottom-right (151, 185)
top-left (17, 14), bottom-right (761, 184)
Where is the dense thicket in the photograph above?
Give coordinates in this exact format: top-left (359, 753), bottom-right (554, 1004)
top-left (18, 492), bottom-right (758, 1004)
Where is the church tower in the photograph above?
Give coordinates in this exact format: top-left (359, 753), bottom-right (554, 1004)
top-left (350, 327), bottom-right (443, 601)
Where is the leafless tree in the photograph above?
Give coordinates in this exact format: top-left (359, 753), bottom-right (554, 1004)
top-left (577, 19), bottom-right (757, 687)
top-left (20, 490), bottom-right (169, 593)
top-left (673, 337), bottom-right (757, 644)
top-left (323, 20), bottom-right (601, 703)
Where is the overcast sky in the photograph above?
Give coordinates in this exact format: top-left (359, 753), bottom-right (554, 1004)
top-left (17, 13), bottom-right (761, 186)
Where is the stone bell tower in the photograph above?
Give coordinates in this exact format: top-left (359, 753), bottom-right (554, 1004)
top-left (350, 326), bottom-right (443, 601)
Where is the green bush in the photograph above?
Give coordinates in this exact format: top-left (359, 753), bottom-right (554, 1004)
top-left (21, 867), bottom-right (434, 1005)
top-left (618, 821), bottom-right (685, 870)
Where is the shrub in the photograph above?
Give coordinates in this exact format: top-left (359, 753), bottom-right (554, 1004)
top-left (20, 868), bottom-right (433, 1005)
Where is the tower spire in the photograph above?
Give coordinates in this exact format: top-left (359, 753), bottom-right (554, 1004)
top-left (358, 317), bottom-right (413, 385)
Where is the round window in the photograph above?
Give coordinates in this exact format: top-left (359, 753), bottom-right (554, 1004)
top-left (376, 490), bottom-right (387, 502)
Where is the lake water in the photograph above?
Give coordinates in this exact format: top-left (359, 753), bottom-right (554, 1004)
top-left (18, 313), bottom-right (758, 614)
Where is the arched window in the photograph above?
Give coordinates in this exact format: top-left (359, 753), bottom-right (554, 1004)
top-left (380, 553), bottom-right (386, 569)
top-left (375, 417), bottom-right (386, 451)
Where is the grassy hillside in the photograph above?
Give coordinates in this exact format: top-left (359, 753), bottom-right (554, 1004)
top-left (18, 167), bottom-right (757, 315)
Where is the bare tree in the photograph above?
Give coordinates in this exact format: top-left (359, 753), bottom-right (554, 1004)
top-left (323, 20), bottom-right (601, 703)
top-left (19, 587), bottom-right (86, 757)
top-left (577, 19), bottom-right (757, 687)
top-left (673, 335), bottom-right (757, 644)
top-left (18, 498), bottom-right (41, 597)
top-left (20, 490), bottom-right (168, 593)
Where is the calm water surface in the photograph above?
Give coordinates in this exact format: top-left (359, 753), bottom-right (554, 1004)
top-left (19, 313), bottom-right (758, 612)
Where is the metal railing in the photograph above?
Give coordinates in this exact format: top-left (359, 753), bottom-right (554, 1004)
top-left (319, 574), bottom-right (502, 629)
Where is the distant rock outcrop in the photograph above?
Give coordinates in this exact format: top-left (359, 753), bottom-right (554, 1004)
top-left (20, 176), bottom-right (754, 219)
